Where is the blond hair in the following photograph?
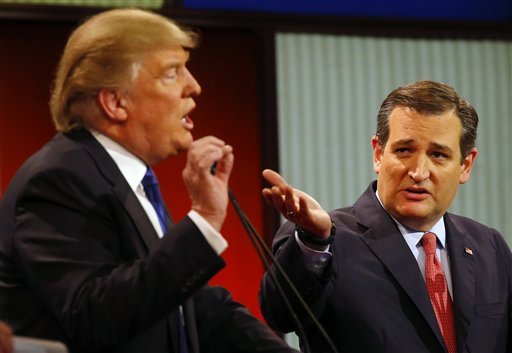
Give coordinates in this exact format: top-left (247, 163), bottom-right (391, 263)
top-left (50, 8), bottom-right (198, 132)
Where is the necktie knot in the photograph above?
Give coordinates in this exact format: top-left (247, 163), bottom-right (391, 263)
top-left (422, 231), bottom-right (437, 256)
top-left (142, 168), bottom-right (159, 188)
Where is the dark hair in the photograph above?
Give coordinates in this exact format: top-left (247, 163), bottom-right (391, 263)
top-left (375, 80), bottom-right (478, 163)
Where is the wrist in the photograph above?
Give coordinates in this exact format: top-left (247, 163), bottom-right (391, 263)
top-left (296, 219), bottom-right (336, 247)
top-left (191, 208), bottom-right (226, 231)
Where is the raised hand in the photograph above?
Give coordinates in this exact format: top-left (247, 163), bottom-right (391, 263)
top-left (262, 169), bottom-right (332, 237)
top-left (183, 136), bottom-right (234, 231)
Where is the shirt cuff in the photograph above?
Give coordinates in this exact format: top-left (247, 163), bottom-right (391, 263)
top-left (295, 231), bottom-right (332, 275)
top-left (188, 210), bottom-right (228, 255)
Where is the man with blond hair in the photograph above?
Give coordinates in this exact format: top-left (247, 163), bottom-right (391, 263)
top-left (0, 8), bottom-right (296, 353)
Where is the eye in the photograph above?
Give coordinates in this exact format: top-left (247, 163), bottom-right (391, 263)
top-left (395, 147), bottom-right (411, 154)
top-left (162, 67), bottom-right (178, 81)
top-left (431, 151), bottom-right (449, 160)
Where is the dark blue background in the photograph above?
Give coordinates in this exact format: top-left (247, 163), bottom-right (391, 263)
top-left (184, 0), bottom-right (512, 22)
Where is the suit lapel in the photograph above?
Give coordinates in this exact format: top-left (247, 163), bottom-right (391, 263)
top-left (112, 183), bottom-right (161, 251)
top-left (444, 215), bottom-right (475, 348)
top-left (354, 183), bottom-right (447, 351)
top-left (163, 204), bottom-right (175, 236)
top-left (68, 130), bottom-right (161, 252)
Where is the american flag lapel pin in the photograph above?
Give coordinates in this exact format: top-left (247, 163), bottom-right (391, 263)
top-left (464, 247), bottom-right (473, 255)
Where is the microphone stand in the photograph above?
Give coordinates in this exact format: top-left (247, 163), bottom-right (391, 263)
top-left (227, 188), bottom-right (339, 353)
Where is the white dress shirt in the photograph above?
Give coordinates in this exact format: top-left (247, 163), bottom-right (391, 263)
top-left (90, 130), bottom-right (228, 255)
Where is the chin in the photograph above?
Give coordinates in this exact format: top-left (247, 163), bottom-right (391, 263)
top-left (182, 134), bottom-right (194, 146)
top-left (400, 210), bottom-right (431, 220)
top-left (172, 135), bottom-right (193, 152)
top-left (393, 216), bottom-right (426, 231)
top-left (395, 205), bottom-right (431, 220)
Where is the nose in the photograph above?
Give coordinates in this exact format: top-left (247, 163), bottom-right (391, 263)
top-left (183, 68), bottom-right (201, 97)
top-left (408, 155), bottom-right (430, 182)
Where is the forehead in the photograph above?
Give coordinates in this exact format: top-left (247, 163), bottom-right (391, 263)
top-left (141, 46), bottom-right (190, 70)
top-left (387, 106), bottom-right (462, 146)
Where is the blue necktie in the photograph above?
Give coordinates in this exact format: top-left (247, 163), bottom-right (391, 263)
top-left (141, 168), bottom-right (189, 353)
top-left (141, 168), bottom-right (168, 235)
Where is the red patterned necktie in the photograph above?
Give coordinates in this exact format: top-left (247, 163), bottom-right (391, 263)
top-left (422, 232), bottom-right (457, 353)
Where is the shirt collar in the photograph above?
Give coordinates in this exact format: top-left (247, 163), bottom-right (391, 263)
top-left (89, 129), bottom-right (147, 192)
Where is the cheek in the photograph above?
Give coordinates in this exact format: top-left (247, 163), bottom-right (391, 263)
top-left (446, 172), bottom-right (463, 191)
top-left (379, 159), bottom-right (403, 179)
top-left (437, 184), bottom-right (458, 210)
top-left (433, 171), bottom-right (460, 198)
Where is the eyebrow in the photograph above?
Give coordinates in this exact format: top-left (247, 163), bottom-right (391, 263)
top-left (160, 62), bottom-right (181, 71)
top-left (391, 139), bottom-right (415, 146)
top-left (430, 142), bottom-right (453, 152)
top-left (391, 139), bottom-right (453, 152)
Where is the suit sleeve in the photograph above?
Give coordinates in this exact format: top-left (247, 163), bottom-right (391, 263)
top-left (259, 221), bottom-right (332, 333)
top-left (12, 166), bottom-right (225, 351)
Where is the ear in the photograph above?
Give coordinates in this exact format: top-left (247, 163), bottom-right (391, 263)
top-left (459, 147), bottom-right (478, 184)
top-left (97, 89), bottom-right (128, 123)
top-left (372, 135), bottom-right (383, 174)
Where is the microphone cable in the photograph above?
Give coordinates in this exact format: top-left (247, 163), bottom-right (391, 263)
top-left (227, 188), bottom-right (339, 353)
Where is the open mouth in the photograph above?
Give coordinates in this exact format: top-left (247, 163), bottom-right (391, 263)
top-left (403, 187), bottom-right (430, 200)
top-left (181, 115), bottom-right (194, 130)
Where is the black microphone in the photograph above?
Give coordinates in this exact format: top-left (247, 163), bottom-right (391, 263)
top-left (216, 162), bottom-right (338, 353)
top-left (210, 161), bottom-right (218, 175)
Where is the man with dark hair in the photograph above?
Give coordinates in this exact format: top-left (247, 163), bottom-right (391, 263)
top-left (260, 80), bottom-right (512, 352)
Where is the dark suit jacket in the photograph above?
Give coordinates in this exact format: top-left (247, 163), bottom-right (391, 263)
top-left (260, 181), bottom-right (512, 353)
top-left (0, 130), bottom-right (295, 353)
